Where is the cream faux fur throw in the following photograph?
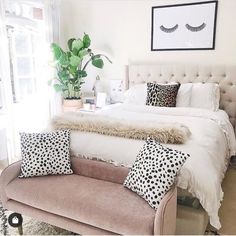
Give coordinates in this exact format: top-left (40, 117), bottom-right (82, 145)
top-left (51, 112), bottom-right (191, 144)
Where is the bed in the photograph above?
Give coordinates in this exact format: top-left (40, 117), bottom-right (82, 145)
top-left (53, 64), bottom-right (236, 230)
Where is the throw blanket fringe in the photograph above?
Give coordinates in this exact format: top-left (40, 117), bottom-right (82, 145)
top-left (71, 153), bottom-right (132, 168)
top-left (52, 112), bottom-right (191, 144)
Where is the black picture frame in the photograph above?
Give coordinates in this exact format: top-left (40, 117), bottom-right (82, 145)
top-left (151, 1), bottom-right (218, 51)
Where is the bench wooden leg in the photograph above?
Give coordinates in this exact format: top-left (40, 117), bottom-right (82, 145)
top-left (18, 225), bottom-right (23, 235)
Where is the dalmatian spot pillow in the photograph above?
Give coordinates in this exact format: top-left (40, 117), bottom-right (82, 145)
top-left (146, 83), bottom-right (180, 107)
top-left (124, 138), bottom-right (189, 210)
top-left (19, 130), bottom-right (73, 178)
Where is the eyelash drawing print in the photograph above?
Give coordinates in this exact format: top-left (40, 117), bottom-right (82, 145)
top-left (185, 23), bottom-right (206, 32)
top-left (160, 24), bottom-right (178, 33)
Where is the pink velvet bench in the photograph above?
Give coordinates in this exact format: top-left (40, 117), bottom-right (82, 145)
top-left (0, 157), bottom-right (177, 235)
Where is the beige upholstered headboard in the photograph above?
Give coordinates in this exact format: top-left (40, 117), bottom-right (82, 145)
top-left (126, 64), bottom-right (236, 131)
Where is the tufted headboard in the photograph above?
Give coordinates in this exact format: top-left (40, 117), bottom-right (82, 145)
top-left (126, 64), bottom-right (236, 131)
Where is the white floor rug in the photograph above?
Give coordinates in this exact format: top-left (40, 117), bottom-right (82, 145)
top-left (4, 210), bottom-right (73, 235)
top-left (8, 216), bottom-right (73, 235)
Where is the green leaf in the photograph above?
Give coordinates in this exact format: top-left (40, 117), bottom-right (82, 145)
top-left (79, 49), bottom-right (88, 58)
top-left (70, 77), bottom-right (78, 83)
top-left (51, 43), bottom-right (62, 60)
top-left (74, 86), bottom-right (81, 92)
top-left (72, 49), bottom-right (78, 56)
top-left (93, 54), bottom-right (101, 59)
top-left (59, 53), bottom-right (69, 67)
top-left (62, 84), bottom-right (69, 91)
top-left (92, 58), bottom-right (104, 69)
top-left (72, 39), bottom-right (84, 52)
top-left (69, 65), bottom-right (78, 77)
top-left (67, 38), bottom-right (76, 51)
top-left (70, 55), bottom-right (81, 67)
top-left (58, 70), bottom-right (69, 81)
top-left (83, 34), bottom-right (91, 48)
top-left (66, 51), bottom-right (72, 57)
top-left (53, 84), bottom-right (63, 92)
top-left (78, 70), bottom-right (87, 78)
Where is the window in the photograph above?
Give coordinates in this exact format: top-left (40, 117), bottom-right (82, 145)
top-left (0, 0), bottom-right (57, 161)
top-left (5, 0), bottom-right (46, 103)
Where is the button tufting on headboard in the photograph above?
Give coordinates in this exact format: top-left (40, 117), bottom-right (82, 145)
top-left (127, 64), bottom-right (236, 131)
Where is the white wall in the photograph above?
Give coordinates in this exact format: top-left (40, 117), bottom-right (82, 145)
top-left (60, 0), bottom-right (236, 92)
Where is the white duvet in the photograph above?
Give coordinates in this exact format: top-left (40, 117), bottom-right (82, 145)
top-left (70, 104), bottom-right (236, 229)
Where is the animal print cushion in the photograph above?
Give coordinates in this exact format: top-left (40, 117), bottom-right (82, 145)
top-left (124, 138), bottom-right (189, 210)
top-left (19, 130), bottom-right (73, 178)
top-left (146, 83), bottom-right (180, 107)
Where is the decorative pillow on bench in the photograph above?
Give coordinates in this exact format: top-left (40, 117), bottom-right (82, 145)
top-left (19, 130), bottom-right (73, 178)
top-left (124, 138), bottom-right (189, 210)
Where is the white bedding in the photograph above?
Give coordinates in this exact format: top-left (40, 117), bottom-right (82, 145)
top-left (70, 104), bottom-right (236, 229)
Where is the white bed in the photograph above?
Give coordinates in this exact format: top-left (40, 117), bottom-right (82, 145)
top-left (67, 65), bottom-right (236, 229)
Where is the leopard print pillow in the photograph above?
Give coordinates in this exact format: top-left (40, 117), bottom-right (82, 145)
top-left (19, 130), bottom-right (73, 178)
top-left (146, 83), bottom-right (180, 107)
top-left (124, 138), bottom-right (189, 210)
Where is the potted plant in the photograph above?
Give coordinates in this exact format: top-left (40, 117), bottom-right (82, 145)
top-left (50, 33), bottom-right (111, 110)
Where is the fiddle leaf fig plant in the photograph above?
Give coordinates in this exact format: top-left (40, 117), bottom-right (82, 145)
top-left (50, 33), bottom-right (111, 99)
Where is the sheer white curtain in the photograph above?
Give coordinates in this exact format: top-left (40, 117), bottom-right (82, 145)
top-left (45, 0), bottom-right (62, 117)
top-left (0, 0), bottom-right (61, 164)
top-left (0, 0), bottom-right (15, 166)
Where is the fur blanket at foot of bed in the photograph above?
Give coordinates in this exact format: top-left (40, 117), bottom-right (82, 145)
top-left (51, 112), bottom-right (191, 144)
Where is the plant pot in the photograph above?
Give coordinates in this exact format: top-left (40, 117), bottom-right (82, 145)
top-left (63, 99), bottom-right (82, 112)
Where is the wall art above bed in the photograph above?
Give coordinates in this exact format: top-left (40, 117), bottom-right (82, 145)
top-left (151, 1), bottom-right (218, 51)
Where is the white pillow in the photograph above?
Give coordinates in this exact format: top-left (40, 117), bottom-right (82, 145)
top-left (124, 138), bottom-right (189, 210)
top-left (19, 130), bottom-right (73, 178)
top-left (123, 84), bottom-right (146, 105)
top-left (176, 83), bottom-right (193, 107)
top-left (190, 83), bottom-right (220, 111)
top-left (123, 83), bottom-right (192, 107)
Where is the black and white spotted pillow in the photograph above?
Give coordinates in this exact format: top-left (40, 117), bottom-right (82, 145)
top-left (19, 130), bottom-right (73, 178)
top-left (146, 83), bottom-right (180, 107)
top-left (124, 138), bottom-right (189, 210)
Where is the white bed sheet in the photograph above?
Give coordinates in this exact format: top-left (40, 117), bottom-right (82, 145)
top-left (70, 104), bottom-right (236, 229)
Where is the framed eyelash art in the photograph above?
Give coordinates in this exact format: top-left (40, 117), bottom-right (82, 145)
top-left (151, 1), bottom-right (218, 51)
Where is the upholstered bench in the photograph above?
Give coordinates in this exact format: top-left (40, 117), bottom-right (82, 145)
top-left (0, 158), bottom-right (177, 235)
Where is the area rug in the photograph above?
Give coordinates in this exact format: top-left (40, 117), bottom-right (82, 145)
top-left (8, 215), bottom-right (73, 235)
top-left (0, 203), bottom-right (7, 235)
top-left (0, 202), bottom-right (73, 235)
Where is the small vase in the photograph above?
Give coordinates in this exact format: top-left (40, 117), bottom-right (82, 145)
top-left (63, 99), bottom-right (82, 112)
top-left (93, 76), bottom-right (102, 97)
